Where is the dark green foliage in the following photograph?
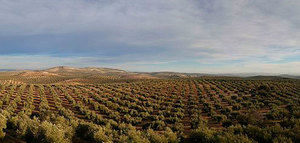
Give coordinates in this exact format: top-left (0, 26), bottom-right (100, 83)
top-left (0, 78), bottom-right (298, 142)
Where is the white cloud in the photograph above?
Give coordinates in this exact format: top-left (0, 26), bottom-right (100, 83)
top-left (0, 0), bottom-right (299, 73)
top-left (0, 55), bottom-right (108, 69)
top-left (214, 61), bottom-right (300, 75)
top-left (0, 55), bottom-right (299, 75)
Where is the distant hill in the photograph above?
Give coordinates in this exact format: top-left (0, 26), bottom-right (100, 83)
top-left (140, 72), bottom-right (206, 78)
top-left (44, 66), bottom-right (126, 74)
top-left (279, 74), bottom-right (300, 79)
top-left (18, 71), bottom-right (59, 77)
top-left (0, 66), bottom-right (298, 84)
top-left (0, 69), bottom-right (15, 71)
top-left (147, 72), bottom-right (189, 78)
top-left (0, 66), bottom-right (158, 84)
top-left (245, 75), bottom-right (300, 80)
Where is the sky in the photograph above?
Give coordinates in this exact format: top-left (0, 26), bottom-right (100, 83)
top-left (0, 0), bottom-right (299, 74)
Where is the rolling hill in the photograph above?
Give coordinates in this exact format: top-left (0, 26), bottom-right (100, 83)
top-left (0, 66), bottom-right (298, 84)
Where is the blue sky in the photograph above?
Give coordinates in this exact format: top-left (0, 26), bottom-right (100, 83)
top-left (0, 0), bottom-right (299, 74)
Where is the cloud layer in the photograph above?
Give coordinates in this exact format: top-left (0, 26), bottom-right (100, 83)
top-left (0, 0), bottom-right (299, 74)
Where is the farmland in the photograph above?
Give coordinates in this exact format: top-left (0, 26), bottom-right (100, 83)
top-left (0, 67), bottom-right (299, 143)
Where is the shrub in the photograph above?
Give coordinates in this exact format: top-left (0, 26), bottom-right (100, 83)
top-left (75, 123), bottom-right (96, 141)
top-left (191, 114), bottom-right (207, 129)
top-left (151, 120), bottom-right (166, 131)
top-left (94, 126), bottom-right (111, 143)
top-left (222, 120), bottom-right (233, 128)
top-left (272, 136), bottom-right (293, 143)
top-left (0, 114), bottom-right (7, 139)
top-left (40, 121), bottom-right (70, 143)
top-left (243, 125), bottom-right (271, 143)
top-left (164, 127), bottom-right (178, 143)
top-left (120, 129), bottom-right (150, 143)
top-left (215, 132), bottom-right (253, 143)
top-left (7, 114), bottom-right (29, 138)
top-left (171, 123), bottom-right (184, 132)
top-left (187, 126), bottom-right (215, 143)
top-left (266, 108), bottom-right (289, 120)
top-left (211, 114), bottom-right (223, 122)
top-left (146, 129), bottom-right (168, 143)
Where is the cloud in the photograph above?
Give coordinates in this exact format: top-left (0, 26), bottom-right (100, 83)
top-left (198, 61), bottom-right (300, 75)
top-left (0, 55), bottom-right (100, 69)
top-left (0, 55), bottom-right (298, 75)
top-left (0, 0), bottom-right (299, 73)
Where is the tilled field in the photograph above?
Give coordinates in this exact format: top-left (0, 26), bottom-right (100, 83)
top-left (0, 78), bottom-right (299, 143)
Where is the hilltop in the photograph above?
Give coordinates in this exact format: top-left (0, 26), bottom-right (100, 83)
top-left (45, 66), bottom-right (126, 74)
top-left (0, 66), bottom-right (157, 84)
top-left (0, 66), bottom-right (298, 84)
